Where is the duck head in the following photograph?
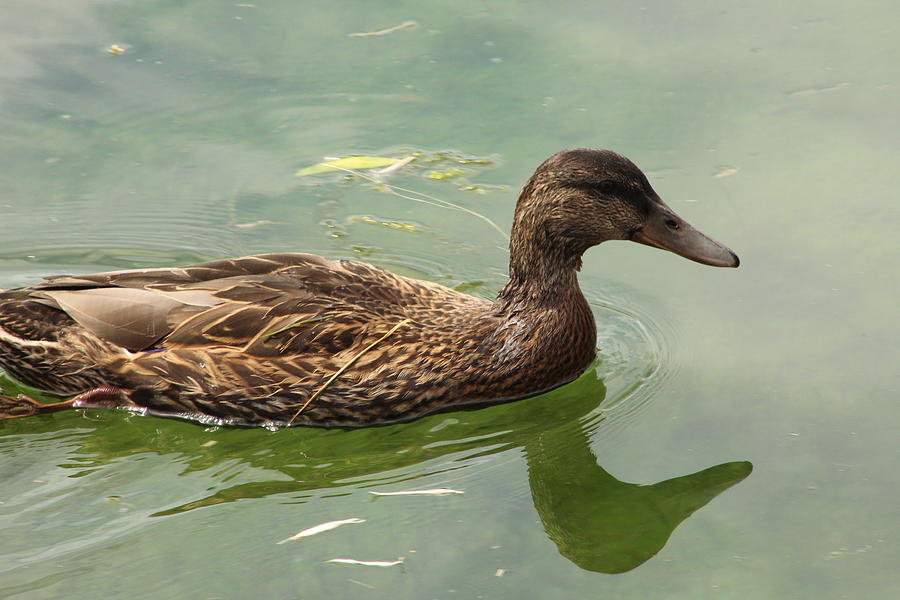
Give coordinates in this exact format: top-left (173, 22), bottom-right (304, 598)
top-left (507, 148), bottom-right (739, 281)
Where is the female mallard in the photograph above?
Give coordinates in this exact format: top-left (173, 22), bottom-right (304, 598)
top-left (0, 149), bottom-right (738, 427)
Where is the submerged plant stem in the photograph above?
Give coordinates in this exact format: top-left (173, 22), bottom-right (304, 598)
top-left (349, 21), bottom-right (416, 37)
top-left (332, 166), bottom-right (508, 240)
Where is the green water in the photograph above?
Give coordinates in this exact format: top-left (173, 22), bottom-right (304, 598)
top-left (1, 1), bottom-right (897, 598)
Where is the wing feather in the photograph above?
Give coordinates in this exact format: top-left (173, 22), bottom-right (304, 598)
top-left (38, 288), bottom-right (214, 351)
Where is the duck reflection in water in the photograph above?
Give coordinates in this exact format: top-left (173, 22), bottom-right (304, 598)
top-left (4, 366), bottom-right (750, 574)
top-left (525, 415), bottom-right (751, 573)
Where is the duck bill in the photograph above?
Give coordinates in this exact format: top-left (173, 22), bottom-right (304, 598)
top-left (633, 204), bottom-right (740, 268)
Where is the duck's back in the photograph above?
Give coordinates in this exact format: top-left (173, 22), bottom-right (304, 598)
top-left (3, 253), bottom-right (488, 348)
top-left (0, 253), bottom-right (505, 426)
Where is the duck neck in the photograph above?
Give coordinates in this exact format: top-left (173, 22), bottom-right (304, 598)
top-left (487, 190), bottom-right (599, 384)
top-left (494, 226), bottom-right (598, 381)
top-left (497, 226), bottom-right (587, 310)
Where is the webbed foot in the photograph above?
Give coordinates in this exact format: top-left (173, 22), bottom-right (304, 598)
top-left (0, 386), bottom-right (130, 421)
top-left (0, 394), bottom-right (75, 420)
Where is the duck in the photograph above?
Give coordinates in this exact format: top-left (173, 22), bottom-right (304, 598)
top-left (0, 148), bottom-right (738, 428)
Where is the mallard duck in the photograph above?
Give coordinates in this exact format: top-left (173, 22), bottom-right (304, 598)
top-left (0, 148), bottom-right (738, 427)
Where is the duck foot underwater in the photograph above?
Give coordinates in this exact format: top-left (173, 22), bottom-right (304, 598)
top-left (0, 394), bottom-right (74, 419)
top-left (0, 386), bottom-right (130, 420)
top-left (0, 148), bottom-right (739, 428)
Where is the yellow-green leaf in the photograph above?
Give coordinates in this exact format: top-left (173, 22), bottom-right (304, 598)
top-left (296, 156), bottom-right (401, 176)
top-left (352, 215), bottom-right (422, 233)
top-left (425, 167), bottom-right (468, 181)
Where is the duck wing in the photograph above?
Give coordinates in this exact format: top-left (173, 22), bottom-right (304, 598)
top-left (34, 287), bottom-right (218, 351)
top-left (25, 253), bottom-right (474, 355)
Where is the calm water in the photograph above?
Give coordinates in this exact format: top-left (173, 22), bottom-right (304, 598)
top-left (1, 1), bottom-right (897, 598)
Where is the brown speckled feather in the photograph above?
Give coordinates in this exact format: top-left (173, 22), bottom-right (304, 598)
top-left (0, 149), bottom-right (739, 427)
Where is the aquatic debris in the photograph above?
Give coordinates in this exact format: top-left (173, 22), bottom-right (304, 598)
top-left (714, 167), bottom-right (739, 179)
top-left (453, 280), bottom-right (486, 293)
top-left (494, 568), bottom-right (506, 577)
top-left (349, 21), bottom-right (417, 38)
top-left (787, 82), bottom-right (848, 98)
top-left (376, 155), bottom-right (416, 175)
top-left (458, 183), bottom-right (509, 195)
top-left (106, 44), bottom-right (127, 55)
top-left (409, 150), bottom-right (495, 166)
top-left (370, 488), bottom-right (464, 497)
top-left (326, 557), bottom-right (405, 567)
top-left (296, 156), bottom-right (402, 177)
top-left (296, 148), bottom-right (506, 239)
top-left (326, 165), bottom-right (507, 239)
top-left (426, 168), bottom-right (467, 181)
top-left (352, 215), bottom-right (422, 233)
top-left (233, 220), bottom-right (286, 229)
top-left (277, 517), bottom-right (366, 544)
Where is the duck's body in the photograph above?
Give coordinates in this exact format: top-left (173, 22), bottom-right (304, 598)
top-left (0, 149), bottom-right (738, 427)
top-left (0, 253), bottom-right (595, 426)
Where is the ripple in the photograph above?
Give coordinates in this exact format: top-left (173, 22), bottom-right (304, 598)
top-left (0, 194), bottom-right (239, 267)
top-left (581, 282), bottom-right (675, 437)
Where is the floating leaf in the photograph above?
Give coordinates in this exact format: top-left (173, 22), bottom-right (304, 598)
top-left (352, 215), bottom-right (422, 233)
top-left (458, 183), bottom-right (509, 194)
top-left (420, 150), bottom-right (496, 167)
top-left (294, 148), bottom-right (507, 239)
top-left (296, 156), bottom-right (402, 176)
top-left (425, 168), bottom-right (467, 181)
top-left (351, 245), bottom-right (380, 257)
top-left (453, 280), bottom-right (486, 293)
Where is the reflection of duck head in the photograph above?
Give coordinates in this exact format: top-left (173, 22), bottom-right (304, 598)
top-left (526, 426), bottom-right (752, 573)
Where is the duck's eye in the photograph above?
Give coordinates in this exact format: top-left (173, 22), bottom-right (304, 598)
top-left (598, 180), bottom-right (616, 193)
top-left (664, 218), bottom-right (680, 230)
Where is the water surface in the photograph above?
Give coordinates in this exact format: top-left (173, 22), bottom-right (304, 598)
top-left (1, 1), bottom-right (897, 598)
